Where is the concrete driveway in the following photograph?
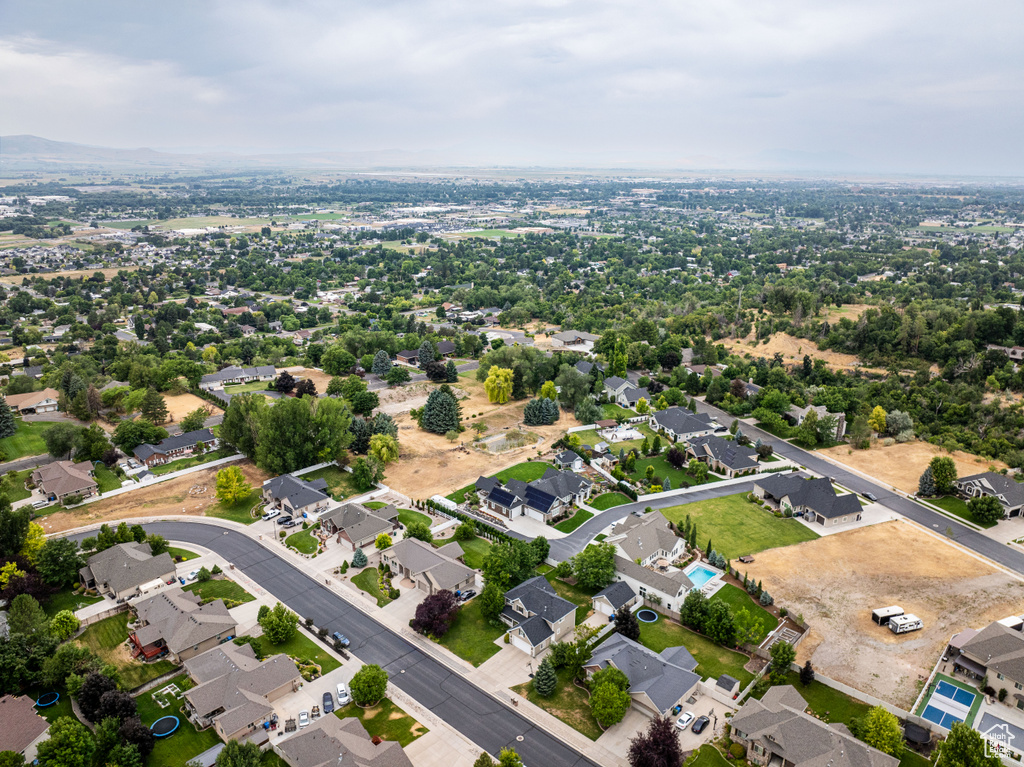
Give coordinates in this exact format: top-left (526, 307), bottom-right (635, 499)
top-left (271, 663), bottom-right (351, 739)
top-left (596, 696), bottom-right (727, 758)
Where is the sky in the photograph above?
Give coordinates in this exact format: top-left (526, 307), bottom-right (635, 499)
top-left (2, 0), bottom-right (1023, 175)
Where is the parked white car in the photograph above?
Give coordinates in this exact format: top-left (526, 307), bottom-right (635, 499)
top-left (336, 683), bottom-right (351, 706)
top-left (675, 711), bottom-right (695, 730)
top-left (262, 509), bottom-right (281, 522)
top-left (298, 710), bottom-right (310, 728)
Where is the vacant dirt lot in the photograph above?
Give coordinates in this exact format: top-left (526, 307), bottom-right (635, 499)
top-left (163, 393), bottom-right (221, 423)
top-left (817, 441), bottom-right (1005, 494)
top-left (383, 376), bottom-right (580, 499)
top-left (743, 521), bottom-right (1024, 708)
top-left (37, 460), bottom-right (271, 534)
top-left (720, 332), bottom-right (882, 374)
top-left (282, 366), bottom-right (334, 394)
top-left (0, 266), bottom-right (140, 284)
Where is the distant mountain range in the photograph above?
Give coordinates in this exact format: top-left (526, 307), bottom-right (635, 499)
top-left (0, 134), bottom-right (453, 172)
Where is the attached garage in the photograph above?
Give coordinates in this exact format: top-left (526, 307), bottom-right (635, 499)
top-left (510, 632), bottom-right (533, 654)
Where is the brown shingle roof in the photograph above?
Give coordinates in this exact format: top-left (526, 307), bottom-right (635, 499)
top-left (0, 695), bottom-right (49, 754)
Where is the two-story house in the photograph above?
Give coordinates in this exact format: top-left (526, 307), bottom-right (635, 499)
top-left (501, 576), bottom-right (576, 657)
top-left (478, 469), bottom-right (593, 523)
top-left (262, 474), bottom-right (332, 519)
top-left (606, 511), bottom-right (695, 614)
top-left (78, 543), bottom-right (176, 601)
top-left (129, 588), bottom-right (236, 663)
top-left (953, 620), bottom-right (1024, 710)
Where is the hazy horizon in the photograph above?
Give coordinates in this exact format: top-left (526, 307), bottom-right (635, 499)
top-left (3, 1), bottom-right (1023, 176)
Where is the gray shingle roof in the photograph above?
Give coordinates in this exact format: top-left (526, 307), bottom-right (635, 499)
top-left (320, 502), bottom-right (393, 543)
top-left (263, 474), bottom-right (330, 511)
top-left (961, 621), bottom-right (1024, 683)
top-left (956, 472), bottom-right (1024, 510)
top-left (132, 587), bottom-right (236, 655)
top-left (687, 434), bottom-right (759, 472)
top-left (133, 428), bottom-right (216, 461)
top-left (651, 406), bottom-right (716, 436)
top-left (609, 510), bottom-right (682, 563)
top-left (755, 474), bottom-right (862, 519)
top-left (384, 538), bottom-right (475, 592)
top-left (614, 556), bottom-right (693, 596)
top-left (200, 365), bottom-right (276, 385)
top-left (594, 581), bottom-right (637, 611)
top-left (588, 634), bottom-right (700, 713)
top-left (79, 543), bottom-right (175, 596)
top-left (275, 715), bottom-right (413, 767)
top-left (504, 576), bottom-right (576, 626)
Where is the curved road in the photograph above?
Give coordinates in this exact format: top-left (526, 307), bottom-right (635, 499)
top-left (74, 522), bottom-right (597, 767)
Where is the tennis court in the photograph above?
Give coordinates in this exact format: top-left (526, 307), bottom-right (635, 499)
top-left (920, 680), bottom-right (976, 729)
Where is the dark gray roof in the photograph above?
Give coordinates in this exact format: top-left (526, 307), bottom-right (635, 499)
top-left (688, 434), bottom-right (759, 471)
top-left (475, 476), bottom-right (501, 495)
top-left (652, 406), bottom-right (715, 436)
top-left (200, 364), bottom-right (276, 384)
top-left (589, 634), bottom-right (700, 713)
top-left (603, 375), bottom-right (629, 391)
top-left (516, 614), bottom-right (555, 645)
top-left (532, 468), bottom-right (592, 500)
top-left (435, 340), bottom-right (456, 355)
top-left (554, 450), bottom-right (582, 465)
top-left (263, 474), bottom-right (330, 510)
top-left (487, 487), bottom-right (522, 510)
top-left (396, 349), bottom-right (418, 358)
top-left (621, 387), bottom-right (650, 406)
top-left (755, 474), bottom-right (862, 519)
top-left (594, 581), bottom-right (637, 610)
top-left (133, 428), bottom-right (216, 461)
top-left (956, 472), bottom-right (1024, 510)
top-left (717, 674), bottom-right (739, 690)
top-left (504, 576), bottom-right (576, 625)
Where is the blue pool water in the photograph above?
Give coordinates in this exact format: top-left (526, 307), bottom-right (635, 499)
top-left (685, 565), bottom-right (718, 590)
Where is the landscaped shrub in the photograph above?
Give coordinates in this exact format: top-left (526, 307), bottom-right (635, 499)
top-left (759, 590), bottom-right (774, 606)
top-left (211, 564), bottom-right (222, 575)
top-left (729, 743), bottom-right (746, 759)
top-left (318, 626), bottom-right (328, 638)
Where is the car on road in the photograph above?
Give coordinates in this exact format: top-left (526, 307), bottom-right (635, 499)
top-left (863, 492), bottom-right (878, 502)
top-left (187, 570), bottom-right (199, 581)
top-left (675, 711), bottom-right (695, 730)
top-left (337, 683), bottom-right (351, 706)
top-left (322, 691), bottom-right (334, 714)
top-left (691, 715), bottom-right (710, 734)
top-left (277, 515), bottom-right (293, 525)
top-left (298, 710), bottom-right (309, 728)
top-left (262, 509), bottom-right (281, 522)
top-left (332, 631), bottom-right (350, 647)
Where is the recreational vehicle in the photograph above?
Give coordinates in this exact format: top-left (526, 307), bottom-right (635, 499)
top-left (888, 614), bottom-right (923, 634)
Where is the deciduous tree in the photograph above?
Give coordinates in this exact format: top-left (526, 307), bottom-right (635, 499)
top-left (215, 466), bottom-right (252, 504)
top-left (411, 590), bottom-right (459, 637)
top-left (930, 456), bottom-right (958, 495)
top-left (350, 664), bottom-right (388, 706)
top-left (861, 706), bottom-right (903, 758)
top-left (484, 367), bottom-right (514, 404)
top-left (627, 716), bottom-right (682, 767)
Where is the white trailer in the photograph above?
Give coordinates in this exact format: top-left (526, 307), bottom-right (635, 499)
top-left (888, 614), bottom-right (923, 634)
top-left (872, 606), bottom-right (904, 625)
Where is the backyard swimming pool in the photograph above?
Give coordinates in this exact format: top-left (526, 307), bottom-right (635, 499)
top-left (684, 564), bottom-right (719, 590)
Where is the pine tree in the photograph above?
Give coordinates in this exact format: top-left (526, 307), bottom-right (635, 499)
top-left (756, 579), bottom-right (763, 597)
top-left (533, 656), bottom-right (558, 698)
top-left (445, 359), bottom-right (458, 383)
top-left (371, 349), bottom-right (392, 376)
top-left (706, 538), bottom-right (712, 556)
top-left (352, 548), bottom-right (367, 568)
top-left (918, 466), bottom-right (936, 497)
top-left (0, 397), bottom-right (16, 440)
top-left (418, 340), bottom-right (435, 368)
top-left (421, 387), bottom-right (460, 434)
top-left (800, 660), bottom-right (815, 686)
top-left (140, 388), bottom-right (168, 423)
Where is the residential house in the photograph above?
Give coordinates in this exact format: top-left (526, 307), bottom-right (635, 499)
top-left (649, 406), bottom-right (719, 442)
top-left (199, 365), bottom-right (277, 391)
top-left (183, 643), bottom-right (301, 742)
top-left (954, 472), bottom-right (1024, 518)
top-left (606, 511), bottom-right (694, 613)
top-left (262, 474), bottom-right (332, 518)
top-left (479, 468), bottom-right (593, 522)
top-left (274, 715), bottom-right (413, 767)
top-left (584, 634), bottom-right (700, 717)
top-left (620, 386), bottom-right (651, 409)
top-left (685, 364), bottom-right (722, 378)
top-left (784, 404), bottom-right (847, 439)
top-left (592, 581), bottom-right (639, 618)
top-left (129, 587), bottom-right (236, 662)
top-left (501, 576), bottom-right (576, 656)
top-left (320, 503), bottom-right (400, 551)
top-left (435, 340), bottom-right (456, 357)
top-left (31, 460), bottom-right (98, 502)
top-left (550, 330), bottom-right (600, 353)
top-left (575, 360), bottom-right (604, 377)
top-left (133, 428), bottom-right (219, 467)
top-left (602, 376), bottom-right (648, 408)
top-left (0, 695), bottom-right (50, 763)
top-left (685, 434), bottom-right (759, 478)
top-left (4, 386), bottom-right (60, 414)
top-left (753, 474), bottom-right (863, 527)
top-left (78, 542), bottom-right (176, 601)
top-left (396, 350), bottom-right (419, 365)
top-left (952, 620), bottom-right (1024, 709)
top-left (553, 450), bottom-right (584, 472)
top-left (730, 685), bottom-right (898, 767)
top-left (239, 324), bottom-right (256, 336)
top-left (380, 538), bottom-right (476, 596)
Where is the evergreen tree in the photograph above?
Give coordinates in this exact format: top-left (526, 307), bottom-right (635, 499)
top-left (533, 656), bottom-right (558, 698)
top-left (0, 397), bottom-right (16, 440)
top-left (918, 466), bottom-right (936, 497)
top-left (140, 388), bottom-right (168, 423)
top-left (418, 340), bottom-right (435, 368)
top-left (352, 548), bottom-right (367, 568)
top-left (800, 659), bottom-right (815, 686)
top-left (445, 359), bottom-right (459, 382)
top-left (349, 417), bottom-right (372, 454)
top-left (421, 387), bottom-right (461, 434)
top-left (614, 607), bottom-right (641, 641)
top-left (371, 349), bottom-right (392, 376)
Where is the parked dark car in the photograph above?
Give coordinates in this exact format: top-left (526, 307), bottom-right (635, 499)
top-left (281, 518), bottom-right (298, 527)
top-left (460, 590), bottom-right (477, 601)
top-left (863, 492), bottom-right (878, 502)
top-left (277, 515), bottom-right (293, 525)
top-left (322, 691), bottom-right (334, 714)
top-left (692, 715), bottom-right (710, 734)
top-left (332, 632), bottom-right (350, 647)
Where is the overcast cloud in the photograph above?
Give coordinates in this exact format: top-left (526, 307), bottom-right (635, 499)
top-left (2, 0), bottom-right (1023, 175)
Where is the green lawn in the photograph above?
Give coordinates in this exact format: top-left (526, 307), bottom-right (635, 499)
top-left (0, 419), bottom-right (54, 460)
top-left (601, 403), bottom-right (638, 419)
top-left (78, 612), bottom-right (177, 690)
top-left (571, 424), bottom-right (659, 455)
top-left (25, 687), bottom-right (80, 725)
top-left (205, 490), bottom-right (261, 524)
top-left (150, 447), bottom-right (235, 476)
top-left (688, 745), bottom-right (732, 767)
top-left (352, 567), bottom-right (392, 607)
top-left (930, 496), bottom-right (997, 529)
top-left (435, 599), bottom-right (504, 666)
top-left (135, 673), bottom-right (220, 767)
top-left (754, 419), bottom-right (794, 440)
top-left (262, 629), bottom-right (341, 675)
top-left (44, 587), bottom-right (103, 618)
top-left (0, 468), bottom-right (33, 501)
top-left (899, 751), bottom-right (932, 767)
top-left (660, 493), bottom-right (819, 560)
top-left (398, 508), bottom-right (431, 527)
top-left (638, 615), bottom-right (754, 687)
top-left (712, 584), bottom-right (778, 642)
top-left (628, 454), bottom-right (698, 489)
top-left (457, 536), bottom-right (492, 569)
top-left (299, 465), bottom-right (362, 501)
top-left (224, 380), bottom-right (272, 394)
top-left (287, 527), bottom-right (321, 554)
top-left (167, 546), bottom-right (199, 561)
top-left (544, 572), bottom-right (597, 625)
top-left (92, 463), bottom-right (122, 493)
top-left (335, 698), bottom-right (427, 747)
top-left (760, 672), bottom-right (872, 728)
top-left (554, 509), bottom-right (593, 533)
top-left (589, 492), bottom-right (631, 510)
top-left (182, 577), bottom-right (254, 605)
top-left (448, 461), bottom-right (553, 502)
top-left (511, 667), bottom-right (602, 741)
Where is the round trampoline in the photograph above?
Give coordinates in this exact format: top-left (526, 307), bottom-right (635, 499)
top-left (637, 609), bottom-right (659, 623)
top-left (150, 716), bottom-right (180, 737)
top-left (35, 692), bottom-right (60, 708)
top-left (904, 722), bottom-right (930, 745)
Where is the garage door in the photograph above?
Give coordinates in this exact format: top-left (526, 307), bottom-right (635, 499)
top-left (595, 600), bottom-right (613, 616)
top-left (510, 633), bottom-right (533, 654)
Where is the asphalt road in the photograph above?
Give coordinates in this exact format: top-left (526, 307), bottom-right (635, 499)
top-left (78, 522), bottom-right (597, 767)
top-left (0, 453), bottom-right (55, 474)
top-left (689, 400), bottom-right (1024, 575)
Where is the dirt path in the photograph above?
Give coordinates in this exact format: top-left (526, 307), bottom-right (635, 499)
top-left (37, 460), bottom-right (270, 534)
top-left (742, 520), bottom-right (1024, 708)
top-left (817, 441), bottom-right (1005, 494)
